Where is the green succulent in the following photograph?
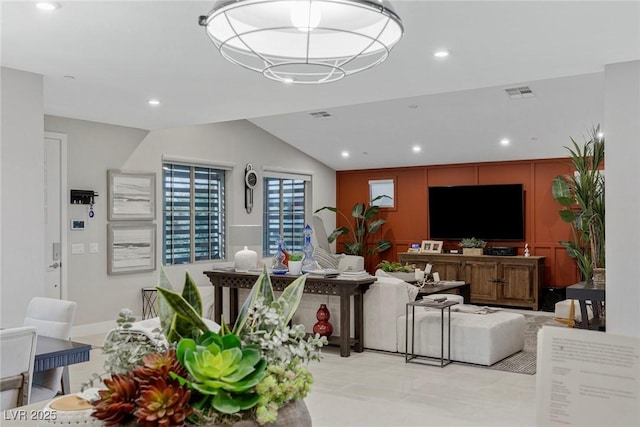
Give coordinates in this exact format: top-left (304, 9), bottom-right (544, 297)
top-left (173, 332), bottom-right (267, 415)
top-left (458, 237), bottom-right (486, 248)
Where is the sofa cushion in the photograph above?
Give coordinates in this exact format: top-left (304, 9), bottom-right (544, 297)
top-left (314, 246), bottom-right (339, 270)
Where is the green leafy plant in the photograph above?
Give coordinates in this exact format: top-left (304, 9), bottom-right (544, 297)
top-left (552, 125), bottom-right (605, 282)
top-left (315, 195), bottom-right (392, 256)
top-left (90, 268), bottom-right (324, 426)
top-left (376, 260), bottom-right (414, 273)
top-left (288, 253), bottom-right (303, 262)
top-left (458, 237), bottom-right (486, 248)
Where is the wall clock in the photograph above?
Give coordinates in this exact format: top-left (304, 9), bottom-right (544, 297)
top-left (245, 163), bottom-right (258, 214)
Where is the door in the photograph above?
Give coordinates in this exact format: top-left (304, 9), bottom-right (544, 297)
top-left (465, 260), bottom-right (500, 303)
top-left (44, 132), bottom-right (67, 299)
top-left (502, 262), bottom-right (535, 304)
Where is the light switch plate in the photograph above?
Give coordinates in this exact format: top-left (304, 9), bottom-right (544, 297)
top-left (89, 243), bottom-right (99, 253)
top-left (71, 243), bottom-right (85, 254)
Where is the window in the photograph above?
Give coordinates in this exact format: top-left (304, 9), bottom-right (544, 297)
top-left (163, 163), bottom-right (225, 265)
top-left (263, 176), bottom-right (308, 256)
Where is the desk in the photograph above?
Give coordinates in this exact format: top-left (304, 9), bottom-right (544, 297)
top-left (566, 282), bottom-right (605, 331)
top-left (204, 270), bottom-right (376, 357)
top-left (35, 336), bottom-right (91, 395)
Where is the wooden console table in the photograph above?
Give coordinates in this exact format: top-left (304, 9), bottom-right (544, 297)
top-left (399, 252), bottom-right (545, 310)
top-left (203, 270), bottom-right (376, 357)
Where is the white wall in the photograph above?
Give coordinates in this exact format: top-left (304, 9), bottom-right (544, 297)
top-left (43, 116), bottom-right (336, 327)
top-left (604, 60), bottom-right (640, 338)
top-left (0, 67), bottom-right (45, 327)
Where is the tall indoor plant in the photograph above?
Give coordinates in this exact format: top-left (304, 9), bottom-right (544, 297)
top-left (552, 125), bottom-right (605, 283)
top-left (315, 195), bottom-right (392, 257)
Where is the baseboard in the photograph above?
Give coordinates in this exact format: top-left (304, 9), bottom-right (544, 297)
top-left (71, 316), bottom-right (141, 338)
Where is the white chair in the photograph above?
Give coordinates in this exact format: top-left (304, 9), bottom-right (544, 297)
top-left (23, 297), bottom-right (77, 402)
top-left (0, 326), bottom-right (38, 410)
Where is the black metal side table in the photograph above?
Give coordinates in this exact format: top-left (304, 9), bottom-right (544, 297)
top-left (141, 287), bottom-right (158, 319)
top-left (405, 299), bottom-right (458, 367)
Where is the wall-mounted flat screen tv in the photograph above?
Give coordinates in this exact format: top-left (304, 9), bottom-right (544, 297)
top-left (428, 184), bottom-right (525, 241)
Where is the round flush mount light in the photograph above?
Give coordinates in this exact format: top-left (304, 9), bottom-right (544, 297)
top-left (412, 145), bottom-right (421, 153)
top-left (148, 99), bottom-right (161, 106)
top-left (500, 138), bottom-right (511, 146)
top-left (341, 151), bottom-right (350, 158)
top-left (433, 49), bottom-right (450, 58)
top-left (198, 0), bottom-right (404, 84)
top-left (36, 1), bottom-right (61, 11)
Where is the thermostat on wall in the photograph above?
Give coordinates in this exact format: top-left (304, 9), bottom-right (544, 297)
top-left (71, 219), bottom-right (85, 230)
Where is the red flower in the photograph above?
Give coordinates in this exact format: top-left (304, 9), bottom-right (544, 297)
top-left (92, 373), bottom-right (137, 426)
top-left (135, 377), bottom-right (193, 427)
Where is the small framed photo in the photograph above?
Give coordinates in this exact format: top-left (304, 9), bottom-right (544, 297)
top-left (408, 242), bottom-right (421, 253)
top-left (108, 170), bottom-right (156, 221)
top-left (107, 223), bottom-right (156, 275)
top-left (421, 240), bottom-right (444, 254)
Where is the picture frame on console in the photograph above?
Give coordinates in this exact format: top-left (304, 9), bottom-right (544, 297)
top-left (421, 240), bottom-right (443, 253)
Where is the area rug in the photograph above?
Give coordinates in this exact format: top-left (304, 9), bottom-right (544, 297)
top-left (487, 313), bottom-right (552, 375)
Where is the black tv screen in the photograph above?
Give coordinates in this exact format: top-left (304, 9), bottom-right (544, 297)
top-left (428, 184), bottom-right (525, 241)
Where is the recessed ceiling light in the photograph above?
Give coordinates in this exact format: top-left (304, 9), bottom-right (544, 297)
top-left (434, 49), bottom-right (450, 58)
top-left (36, 1), bottom-right (61, 11)
top-left (148, 99), bottom-right (161, 106)
top-left (341, 151), bottom-right (350, 158)
top-left (596, 132), bottom-right (604, 140)
top-left (500, 138), bottom-right (511, 146)
top-left (412, 145), bottom-right (421, 153)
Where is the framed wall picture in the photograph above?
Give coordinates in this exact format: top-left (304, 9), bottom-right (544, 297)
top-left (369, 178), bottom-right (396, 208)
top-left (421, 240), bottom-right (444, 253)
top-left (108, 170), bottom-right (156, 220)
top-left (107, 223), bottom-right (156, 275)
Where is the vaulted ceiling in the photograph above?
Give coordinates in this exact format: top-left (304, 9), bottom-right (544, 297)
top-left (2, 1), bottom-right (638, 169)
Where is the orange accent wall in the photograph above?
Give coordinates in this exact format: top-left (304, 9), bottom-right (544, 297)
top-left (336, 158), bottom-right (578, 287)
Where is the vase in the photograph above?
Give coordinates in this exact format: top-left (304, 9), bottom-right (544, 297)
top-left (288, 260), bottom-right (302, 275)
top-left (301, 224), bottom-right (317, 273)
top-left (201, 400), bottom-right (311, 427)
top-left (462, 248), bottom-right (484, 256)
top-left (234, 246), bottom-right (258, 271)
top-left (592, 267), bottom-right (606, 286)
top-left (313, 304), bottom-right (333, 337)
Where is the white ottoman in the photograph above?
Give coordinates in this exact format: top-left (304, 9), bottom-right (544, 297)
top-left (554, 299), bottom-right (593, 322)
top-left (397, 309), bottom-right (525, 366)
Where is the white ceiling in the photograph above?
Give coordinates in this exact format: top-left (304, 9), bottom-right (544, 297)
top-left (2, 1), bottom-right (639, 170)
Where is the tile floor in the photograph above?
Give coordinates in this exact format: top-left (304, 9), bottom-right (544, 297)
top-left (68, 321), bottom-right (541, 427)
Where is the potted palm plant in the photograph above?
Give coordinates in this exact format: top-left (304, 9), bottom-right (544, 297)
top-left (552, 125), bottom-right (605, 284)
top-left (315, 195), bottom-right (392, 257)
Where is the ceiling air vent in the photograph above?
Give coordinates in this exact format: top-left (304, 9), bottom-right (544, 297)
top-left (505, 86), bottom-right (534, 99)
top-left (309, 111), bottom-right (333, 119)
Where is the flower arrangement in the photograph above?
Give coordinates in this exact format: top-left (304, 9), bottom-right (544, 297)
top-left (89, 267), bottom-right (326, 426)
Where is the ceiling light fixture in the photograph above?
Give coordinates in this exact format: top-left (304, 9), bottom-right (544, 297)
top-left (500, 138), bottom-right (511, 146)
top-left (198, 0), bottom-right (404, 84)
top-left (412, 145), bottom-right (421, 153)
top-left (433, 49), bottom-right (450, 58)
top-left (341, 151), bottom-right (350, 158)
top-left (36, 1), bottom-right (61, 11)
top-left (148, 99), bottom-right (161, 106)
